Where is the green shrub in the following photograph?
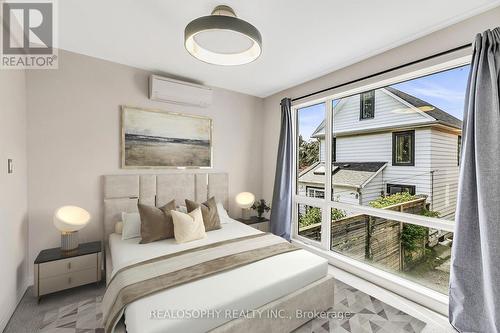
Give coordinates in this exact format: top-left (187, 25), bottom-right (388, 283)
top-left (331, 208), bottom-right (347, 221)
top-left (369, 192), bottom-right (416, 208)
top-left (298, 207), bottom-right (321, 228)
top-left (401, 224), bottom-right (428, 252)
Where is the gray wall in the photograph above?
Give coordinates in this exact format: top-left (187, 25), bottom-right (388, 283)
top-left (26, 50), bottom-right (264, 280)
top-left (261, 6), bottom-right (500, 203)
top-left (0, 69), bottom-right (28, 331)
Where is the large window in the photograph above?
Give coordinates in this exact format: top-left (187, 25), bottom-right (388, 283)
top-left (293, 62), bottom-right (469, 300)
top-left (392, 130), bottom-right (415, 166)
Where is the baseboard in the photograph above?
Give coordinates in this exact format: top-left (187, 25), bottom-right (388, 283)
top-left (0, 278), bottom-right (30, 332)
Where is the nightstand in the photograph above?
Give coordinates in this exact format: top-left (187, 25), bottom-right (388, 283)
top-left (237, 216), bottom-right (270, 232)
top-left (34, 241), bottom-right (102, 301)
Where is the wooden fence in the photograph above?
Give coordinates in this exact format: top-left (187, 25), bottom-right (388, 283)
top-left (298, 196), bottom-right (428, 271)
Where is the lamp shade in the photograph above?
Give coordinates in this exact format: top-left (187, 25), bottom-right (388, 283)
top-left (184, 5), bottom-right (262, 66)
top-left (235, 192), bottom-right (255, 209)
top-left (53, 206), bottom-right (90, 232)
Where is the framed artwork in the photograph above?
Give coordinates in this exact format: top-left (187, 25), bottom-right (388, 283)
top-left (121, 106), bottom-right (213, 168)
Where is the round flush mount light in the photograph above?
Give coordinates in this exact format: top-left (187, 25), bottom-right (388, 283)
top-left (184, 5), bottom-right (262, 66)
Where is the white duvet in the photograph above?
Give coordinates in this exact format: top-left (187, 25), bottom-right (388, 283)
top-left (108, 217), bottom-right (328, 333)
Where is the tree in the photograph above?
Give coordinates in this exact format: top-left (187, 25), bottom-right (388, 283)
top-left (298, 135), bottom-right (320, 171)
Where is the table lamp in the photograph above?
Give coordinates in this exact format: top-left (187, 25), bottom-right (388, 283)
top-left (235, 192), bottom-right (255, 220)
top-left (53, 206), bottom-right (91, 251)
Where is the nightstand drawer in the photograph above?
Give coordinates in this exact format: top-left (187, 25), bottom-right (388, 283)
top-left (39, 253), bottom-right (97, 278)
top-left (39, 268), bottom-right (98, 295)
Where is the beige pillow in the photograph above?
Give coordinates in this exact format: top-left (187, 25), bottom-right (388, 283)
top-left (185, 197), bottom-right (221, 231)
top-left (171, 207), bottom-right (206, 243)
top-left (138, 200), bottom-right (176, 244)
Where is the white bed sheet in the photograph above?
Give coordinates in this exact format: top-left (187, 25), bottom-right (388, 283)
top-left (108, 218), bottom-right (328, 333)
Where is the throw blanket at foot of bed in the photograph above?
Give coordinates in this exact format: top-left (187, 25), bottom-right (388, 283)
top-left (101, 233), bottom-right (300, 333)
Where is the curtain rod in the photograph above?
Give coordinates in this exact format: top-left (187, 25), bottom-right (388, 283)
top-left (291, 43), bottom-right (471, 102)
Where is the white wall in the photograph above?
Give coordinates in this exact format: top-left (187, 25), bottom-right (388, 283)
top-left (26, 50), bottom-right (264, 280)
top-left (0, 69), bottom-right (29, 331)
top-left (261, 6), bottom-right (500, 203)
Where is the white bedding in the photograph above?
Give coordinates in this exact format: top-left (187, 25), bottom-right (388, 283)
top-left (108, 218), bottom-right (328, 333)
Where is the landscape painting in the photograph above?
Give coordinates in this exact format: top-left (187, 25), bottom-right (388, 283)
top-left (121, 106), bottom-right (212, 168)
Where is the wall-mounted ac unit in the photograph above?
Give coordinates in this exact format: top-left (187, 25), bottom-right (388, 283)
top-left (149, 75), bottom-right (213, 107)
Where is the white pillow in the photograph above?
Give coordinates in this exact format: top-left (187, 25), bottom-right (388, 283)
top-left (217, 202), bottom-right (230, 223)
top-left (171, 208), bottom-right (206, 243)
top-left (115, 221), bottom-right (123, 234)
top-left (121, 212), bottom-right (141, 240)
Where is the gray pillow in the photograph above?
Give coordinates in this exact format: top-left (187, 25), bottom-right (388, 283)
top-left (138, 200), bottom-right (176, 244)
top-left (185, 197), bottom-right (221, 231)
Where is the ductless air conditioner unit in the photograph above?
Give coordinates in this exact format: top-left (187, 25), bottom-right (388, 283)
top-left (149, 75), bottom-right (213, 107)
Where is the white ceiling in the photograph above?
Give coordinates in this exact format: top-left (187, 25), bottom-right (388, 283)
top-left (58, 0), bottom-right (500, 97)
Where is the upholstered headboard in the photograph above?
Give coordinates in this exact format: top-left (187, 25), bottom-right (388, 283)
top-left (103, 173), bottom-right (228, 243)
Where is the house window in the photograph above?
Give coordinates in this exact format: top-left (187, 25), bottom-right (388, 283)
top-left (332, 137), bottom-right (336, 162)
top-left (360, 90), bottom-right (375, 119)
top-left (457, 135), bottom-right (462, 166)
top-left (387, 184), bottom-right (416, 195)
top-left (392, 130), bottom-right (415, 166)
top-left (306, 186), bottom-right (325, 199)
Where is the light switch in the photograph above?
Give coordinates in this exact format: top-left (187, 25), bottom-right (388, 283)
top-left (7, 159), bottom-right (13, 174)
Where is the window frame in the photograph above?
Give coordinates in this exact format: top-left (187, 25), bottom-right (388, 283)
top-left (392, 130), bottom-right (415, 166)
top-left (291, 55), bottom-right (470, 315)
top-left (457, 135), bottom-right (462, 166)
top-left (359, 90), bottom-right (375, 120)
top-left (387, 183), bottom-right (416, 195)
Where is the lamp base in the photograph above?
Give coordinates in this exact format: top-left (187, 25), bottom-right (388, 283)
top-left (241, 208), bottom-right (251, 220)
top-left (61, 231), bottom-right (79, 251)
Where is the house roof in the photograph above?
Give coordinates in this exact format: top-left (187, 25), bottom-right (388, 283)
top-left (384, 87), bottom-right (462, 129)
top-left (298, 161), bottom-right (387, 189)
top-left (310, 87), bottom-right (462, 138)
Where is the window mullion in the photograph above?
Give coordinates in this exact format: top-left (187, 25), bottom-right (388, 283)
top-left (321, 99), bottom-right (333, 250)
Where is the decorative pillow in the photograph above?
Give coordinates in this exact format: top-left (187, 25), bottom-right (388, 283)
top-left (121, 212), bottom-right (141, 240)
top-left (177, 205), bottom-right (188, 214)
top-left (185, 197), bottom-right (221, 231)
top-left (115, 221), bottom-right (123, 234)
top-left (216, 202), bottom-right (230, 223)
top-left (171, 208), bottom-right (206, 243)
top-left (138, 200), bottom-right (176, 244)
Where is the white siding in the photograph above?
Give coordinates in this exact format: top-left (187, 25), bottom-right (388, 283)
top-left (361, 171), bottom-right (384, 205)
top-left (333, 128), bottom-right (434, 206)
top-left (430, 128), bottom-right (460, 220)
top-left (320, 140), bottom-right (325, 162)
top-left (333, 89), bottom-right (432, 133)
top-left (333, 185), bottom-right (360, 205)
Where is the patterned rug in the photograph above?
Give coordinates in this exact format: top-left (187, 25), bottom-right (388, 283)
top-left (293, 281), bottom-right (426, 333)
top-left (38, 280), bottom-right (426, 333)
top-left (39, 297), bottom-right (104, 333)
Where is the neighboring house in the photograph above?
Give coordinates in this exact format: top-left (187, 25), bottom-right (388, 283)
top-left (298, 87), bottom-right (462, 219)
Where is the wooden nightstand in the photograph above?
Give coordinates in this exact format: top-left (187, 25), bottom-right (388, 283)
top-left (34, 241), bottom-right (102, 301)
top-left (237, 216), bottom-right (270, 232)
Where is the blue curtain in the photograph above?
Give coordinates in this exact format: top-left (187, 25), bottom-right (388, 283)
top-left (270, 98), bottom-right (293, 240)
top-left (449, 27), bottom-right (500, 333)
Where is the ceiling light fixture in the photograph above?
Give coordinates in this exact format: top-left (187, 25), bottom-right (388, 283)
top-left (184, 5), bottom-right (262, 66)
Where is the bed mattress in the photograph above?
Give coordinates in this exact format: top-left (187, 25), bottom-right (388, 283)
top-left (108, 218), bottom-right (328, 333)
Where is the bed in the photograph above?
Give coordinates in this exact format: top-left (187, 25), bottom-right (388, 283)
top-left (103, 173), bottom-right (334, 333)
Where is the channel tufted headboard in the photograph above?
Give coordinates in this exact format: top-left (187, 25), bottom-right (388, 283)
top-left (102, 173), bottom-right (228, 244)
